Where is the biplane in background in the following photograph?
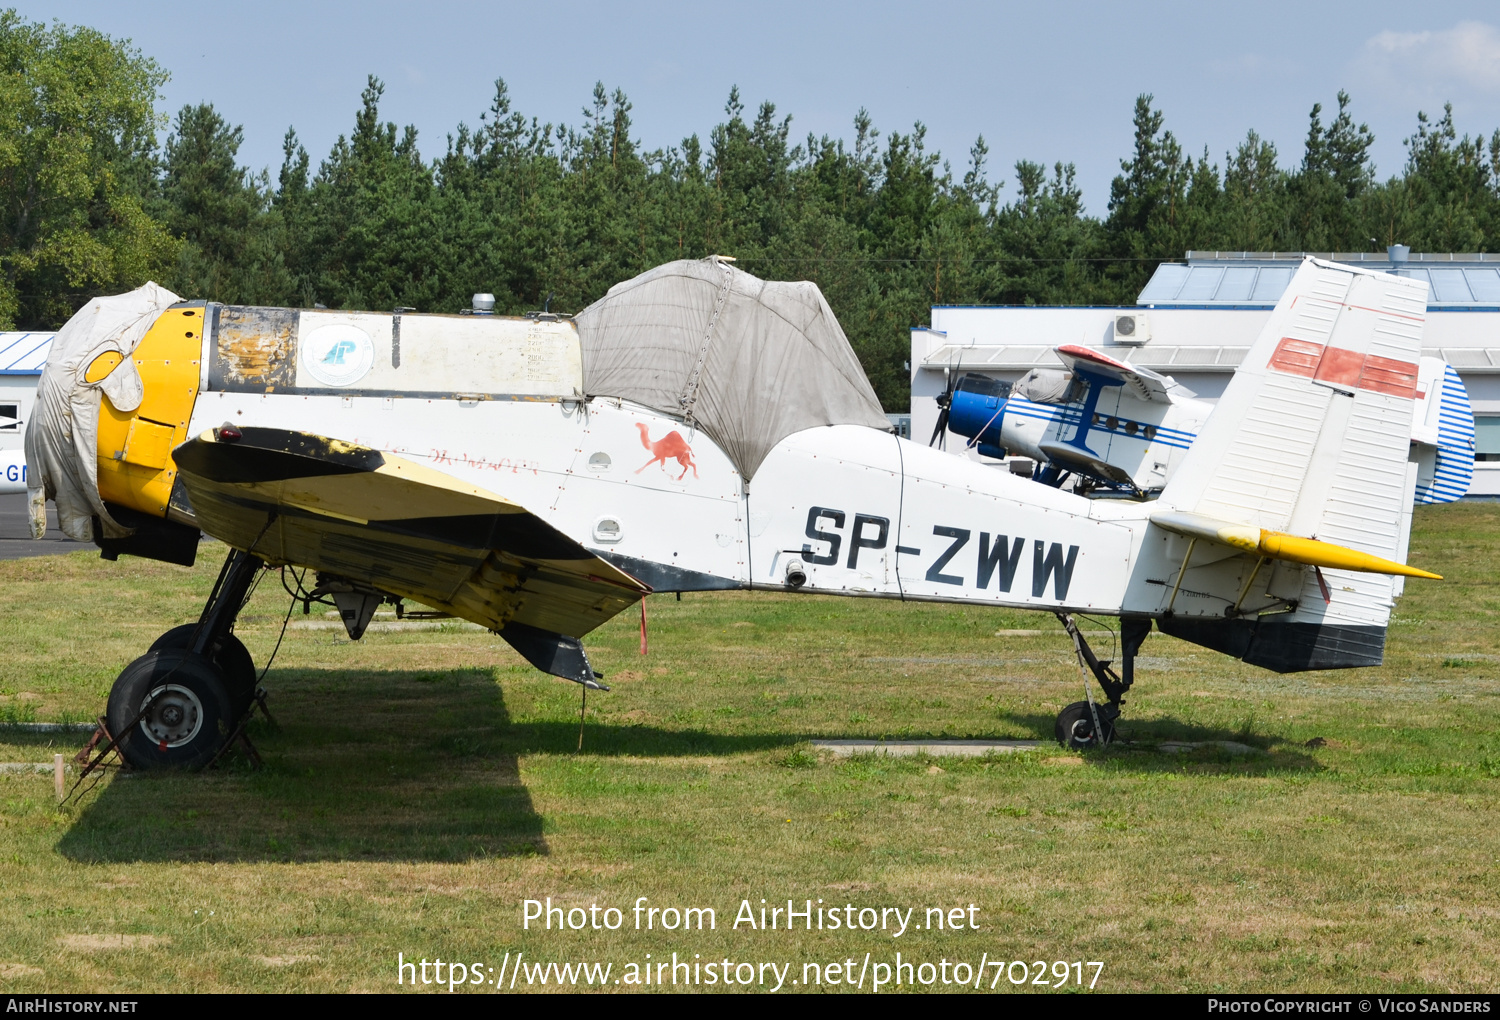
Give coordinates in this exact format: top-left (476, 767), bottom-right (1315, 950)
top-left (930, 342), bottom-right (1475, 507)
top-left (26, 256), bottom-right (1447, 768)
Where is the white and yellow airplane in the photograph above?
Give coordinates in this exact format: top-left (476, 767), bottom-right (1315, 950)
top-left (26, 257), bottom-right (1442, 768)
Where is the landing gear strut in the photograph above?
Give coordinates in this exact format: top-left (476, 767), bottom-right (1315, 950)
top-left (105, 549), bottom-right (266, 770)
top-left (1054, 613), bottom-right (1150, 750)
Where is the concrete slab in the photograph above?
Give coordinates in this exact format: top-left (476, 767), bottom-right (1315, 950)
top-left (812, 739), bottom-right (1042, 757)
top-left (0, 722), bottom-right (97, 733)
top-left (288, 620), bottom-right (485, 633)
top-left (1153, 740), bottom-right (1260, 755)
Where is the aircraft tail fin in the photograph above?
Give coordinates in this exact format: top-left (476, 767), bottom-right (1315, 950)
top-left (1156, 257), bottom-right (1431, 670)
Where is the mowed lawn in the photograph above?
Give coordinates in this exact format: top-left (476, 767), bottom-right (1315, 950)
top-left (0, 503), bottom-right (1498, 993)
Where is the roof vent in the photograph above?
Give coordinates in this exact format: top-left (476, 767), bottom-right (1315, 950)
top-left (1388, 245), bottom-right (1411, 264)
top-left (471, 293), bottom-right (496, 315)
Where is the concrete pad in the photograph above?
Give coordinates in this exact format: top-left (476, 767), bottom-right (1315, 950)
top-left (0, 722), bottom-right (97, 733)
top-left (1154, 740), bottom-right (1259, 755)
top-left (812, 739), bottom-right (1041, 758)
top-left (288, 620), bottom-right (484, 633)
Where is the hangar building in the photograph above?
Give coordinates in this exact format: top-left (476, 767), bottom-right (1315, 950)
top-left (911, 249), bottom-right (1500, 497)
top-left (0, 331), bottom-right (48, 458)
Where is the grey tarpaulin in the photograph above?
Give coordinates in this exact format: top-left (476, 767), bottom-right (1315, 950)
top-left (1013, 369), bottom-right (1078, 405)
top-left (573, 258), bottom-right (890, 480)
top-left (25, 282), bottom-right (182, 541)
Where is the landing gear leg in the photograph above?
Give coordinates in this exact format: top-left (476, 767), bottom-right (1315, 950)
top-left (1053, 613), bottom-right (1151, 750)
top-left (105, 548), bottom-right (266, 770)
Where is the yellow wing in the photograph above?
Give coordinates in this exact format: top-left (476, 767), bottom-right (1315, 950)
top-left (173, 427), bottom-right (650, 641)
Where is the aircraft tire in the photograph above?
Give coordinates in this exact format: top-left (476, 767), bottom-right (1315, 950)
top-left (1055, 701), bottom-right (1114, 750)
top-left (106, 650), bottom-right (235, 770)
top-left (149, 625), bottom-right (257, 720)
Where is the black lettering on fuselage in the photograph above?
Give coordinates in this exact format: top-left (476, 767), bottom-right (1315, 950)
top-left (976, 533), bottom-right (1024, 592)
top-left (925, 527), bottom-right (970, 585)
top-left (847, 514), bottom-right (889, 569)
top-left (1032, 541), bottom-right (1080, 599)
top-left (803, 507), bottom-right (845, 565)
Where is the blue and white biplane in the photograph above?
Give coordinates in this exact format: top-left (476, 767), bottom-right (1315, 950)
top-left (933, 343), bottom-right (1475, 506)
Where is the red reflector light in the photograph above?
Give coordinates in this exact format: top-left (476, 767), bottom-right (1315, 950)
top-left (217, 424), bottom-right (243, 442)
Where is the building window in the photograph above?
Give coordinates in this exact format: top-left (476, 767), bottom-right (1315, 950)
top-left (0, 402), bottom-right (17, 432)
top-left (1475, 416), bottom-right (1500, 461)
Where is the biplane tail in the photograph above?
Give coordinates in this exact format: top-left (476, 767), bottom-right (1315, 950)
top-left (1151, 257), bottom-right (1438, 671)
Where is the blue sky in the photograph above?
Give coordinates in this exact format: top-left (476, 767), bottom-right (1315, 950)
top-left (24, 0), bottom-right (1500, 213)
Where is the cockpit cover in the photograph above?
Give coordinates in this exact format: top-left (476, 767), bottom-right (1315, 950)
top-left (573, 258), bottom-right (890, 479)
top-left (26, 281), bottom-right (182, 540)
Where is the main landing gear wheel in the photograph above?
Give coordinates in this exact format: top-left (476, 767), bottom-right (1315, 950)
top-left (148, 625), bottom-right (257, 719)
top-left (106, 547), bottom-right (267, 771)
top-left (1055, 701), bottom-right (1115, 750)
top-left (105, 649), bottom-right (235, 770)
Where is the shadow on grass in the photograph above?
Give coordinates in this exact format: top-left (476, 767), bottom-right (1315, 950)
top-left (55, 668), bottom-right (799, 866)
top-left (999, 712), bottom-right (1324, 772)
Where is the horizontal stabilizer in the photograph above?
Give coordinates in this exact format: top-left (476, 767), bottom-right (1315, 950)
top-left (1150, 509), bottom-right (1441, 580)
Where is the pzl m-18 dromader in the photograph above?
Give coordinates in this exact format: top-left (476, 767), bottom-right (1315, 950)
top-left (28, 257), bottom-right (1444, 769)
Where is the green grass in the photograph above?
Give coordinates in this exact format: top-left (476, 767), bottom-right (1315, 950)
top-left (0, 503), bottom-right (1498, 992)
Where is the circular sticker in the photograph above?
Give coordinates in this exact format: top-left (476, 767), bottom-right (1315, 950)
top-left (301, 323), bottom-right (375, 387)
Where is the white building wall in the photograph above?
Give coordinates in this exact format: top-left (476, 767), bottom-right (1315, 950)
top-left (0, 375), bottom-right (37, 453)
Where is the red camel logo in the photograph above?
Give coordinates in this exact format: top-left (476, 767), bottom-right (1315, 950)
top-left (636, 423), bottom-right (698, 480)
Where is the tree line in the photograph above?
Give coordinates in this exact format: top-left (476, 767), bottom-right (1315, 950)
top-left (4, 11), bottom-right (1500, 409)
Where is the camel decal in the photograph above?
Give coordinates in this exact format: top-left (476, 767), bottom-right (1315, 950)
top-left (636, 423), bottom-right (699, 480)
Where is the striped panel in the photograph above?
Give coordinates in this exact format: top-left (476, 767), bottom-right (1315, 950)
top-left (1007, 398), bottom-right (1197, 452)
top-left (0, 332), bottom-right (54, 372)
top-left (1414, 364), bottom-right (1475, 505)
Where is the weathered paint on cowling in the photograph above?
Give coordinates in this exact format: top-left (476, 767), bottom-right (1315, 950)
top-left (211, 306), bottom-right (297, 391)
top-left (95, 306), bottom-right (203, 518)
top-left (205, 303), bottom-right (583, 399)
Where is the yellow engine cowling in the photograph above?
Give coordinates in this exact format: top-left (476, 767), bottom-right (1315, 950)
top-left (95, 305), bottom-right (205, 521)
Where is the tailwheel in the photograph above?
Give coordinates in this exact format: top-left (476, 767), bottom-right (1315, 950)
top-left (106, 649), bottom-right (235, 770)
top-left (1055, 701), bottom-right (1116, 750)
top-left (149, 625), bottom-right (257, 720)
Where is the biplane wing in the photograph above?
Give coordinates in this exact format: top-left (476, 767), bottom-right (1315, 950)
top-left (1054, 344), bottom-right (1174, 403)
top-left (172, 426), bottom-right (650, 682)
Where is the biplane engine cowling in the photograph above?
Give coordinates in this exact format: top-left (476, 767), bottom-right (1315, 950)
top-left (945, 373), bottom-right (1017, 460)
top-left (945, 371), bottom-right (1075, 465)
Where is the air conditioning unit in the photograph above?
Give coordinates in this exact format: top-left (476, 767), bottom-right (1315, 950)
top-left (1113, 312), bottom-right (1150, 346)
